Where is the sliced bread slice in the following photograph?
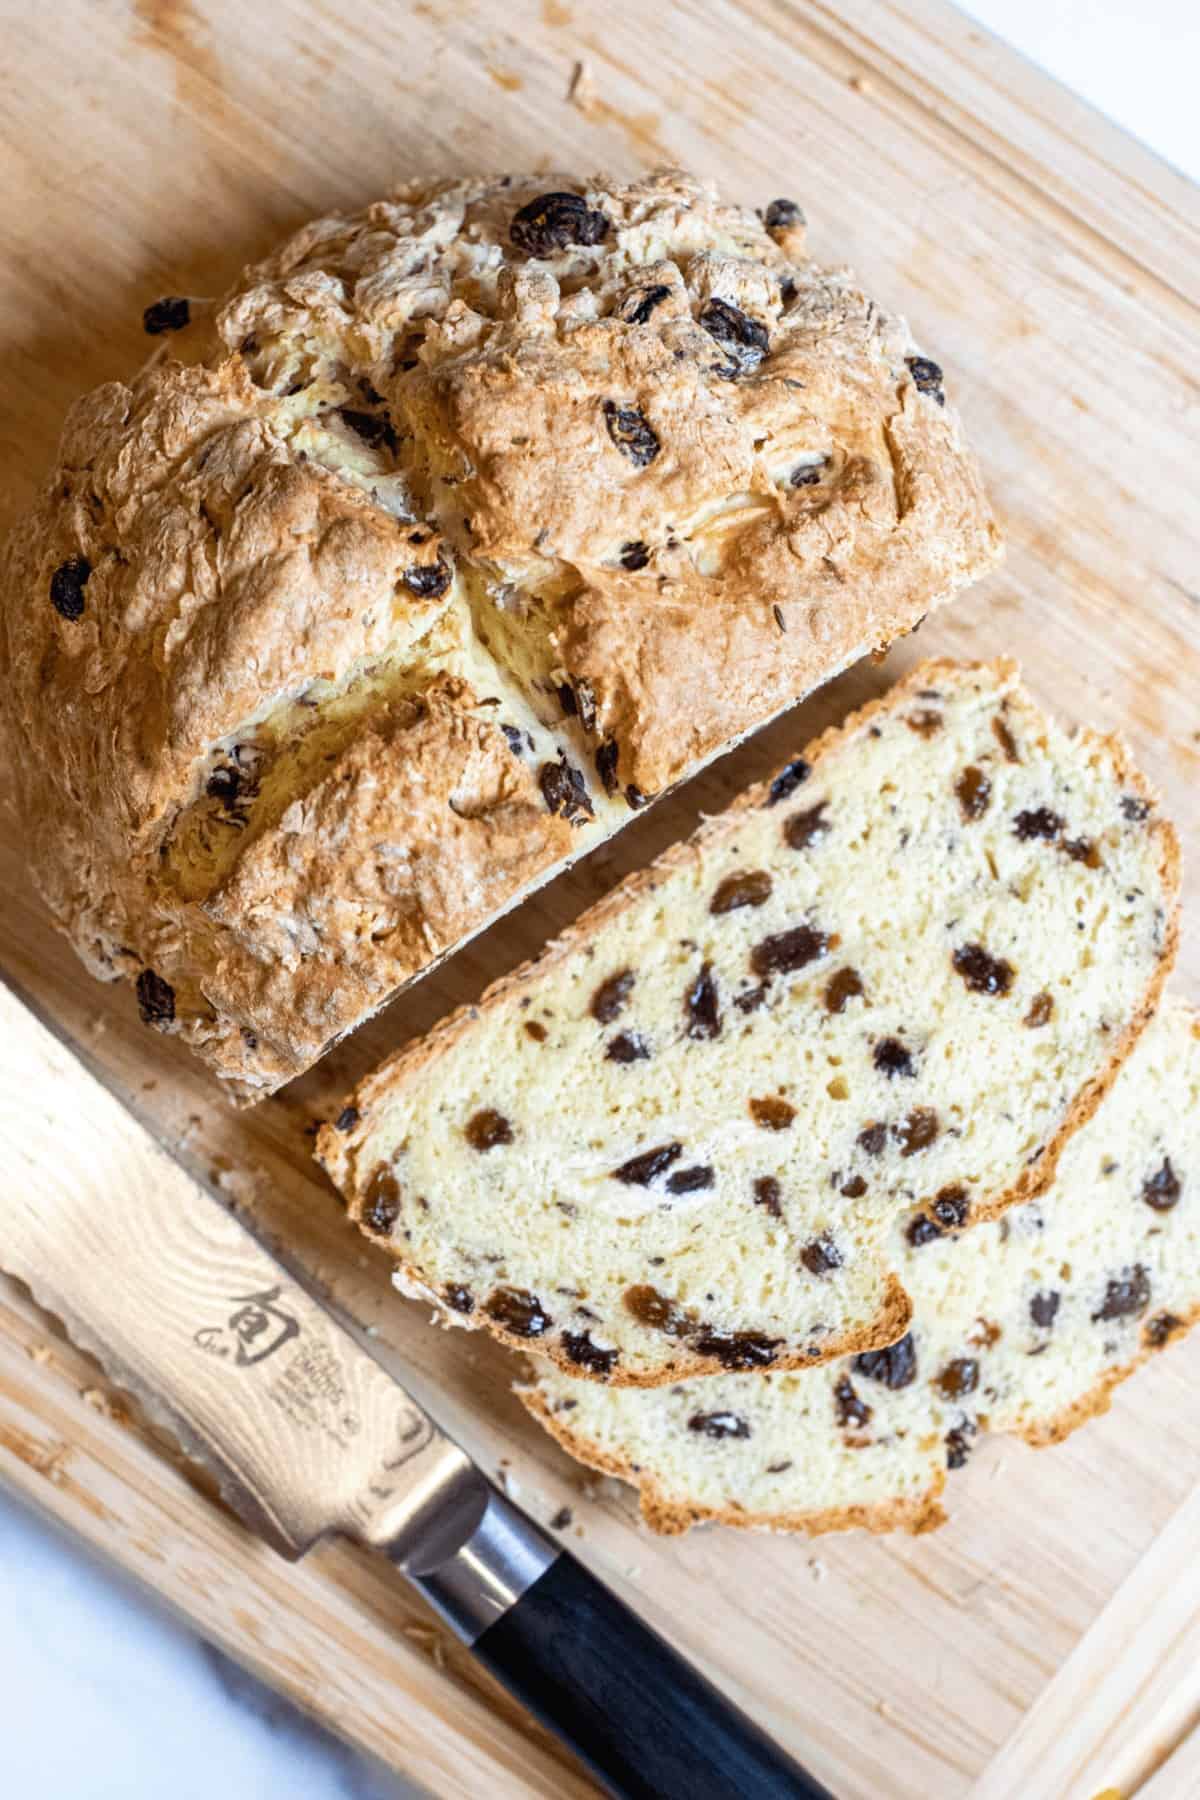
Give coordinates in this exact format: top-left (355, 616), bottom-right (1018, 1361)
top-left (318, 659), bottom-right (1179, 1386)
top-left (521, 1000), bottom-right (1200, 1533)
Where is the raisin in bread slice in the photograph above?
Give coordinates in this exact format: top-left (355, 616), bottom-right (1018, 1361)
top-left (521, 999), bottom-right (1200, 1533)
top-left (318, 659), bottom-right (1178, 1387)
top-left (0, 167), bottom-right (1000, 1101)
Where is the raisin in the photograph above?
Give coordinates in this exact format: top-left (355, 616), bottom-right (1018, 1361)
top-left (624, 1284), bottom-right (694, 1336)
top-left (896, 1107), bottom-right (939, 1156)
top-left (49, 556), bottom-right (90, 621)
top-left (687, 1411), bottom-right (751, 1440)
top-left (800, 1237), bottom-right (842, 1275)
top-left (766, 758), bottom-right (810, 805)
top-left (603, 400), bottom-right (660, 466)
top-left (403, 559), bottom-right (452, 599)
top-left (1092, 1266), bottom-right (1152, 1323)
top-left (591, 968), bottom-right (635, 1022)
top-left (539, 756), bottom-right (594, 820)
top-left (1014, 807), bottom-right (1063, 842)
top-left (337, 407), bottom-right (399, 454)
top-left (1121, 794), bottom-right (1150, 822)
top-left (992, 714), bottom-right (1020, 762)
top-left (206, 764), bottom-right (243, 808)
top-left (753, 1176), bottom-right (782, 1217)
top-left (485, 1288), bottom-right (552, 1338)
top-left (501, 724), bottom-right (525, 756)
top-left (1065, 837), bottom-right (1101, 868)
top-left (684, 962), bottom-right (722, 1039)
top-left (1142, 1157), bottom-right (1182, 1211)
top-left (1030, 1290), bottom-right (1060, 1329)
top-left (561, 1330), bottom-right (619, 1374)
top-left (945, 1428), bottom-right (973, 1470)
top-left (953, 944), bottom-right (1015, 996)
top-left (789, 463), bottom-right (824, 488)
top-left (465, 1108), bottom-right (513, 1152)
top-left (906, 709), bottom-right (943, 738)
top-left (524, 1020), bottom-right (547, 1043)
top-left (840, 1174), bottom-right (867, 1198)
top-left (510, 191), bottom-right (610, 256)
top-left (334, 1105), bottom-right (360, 1133)
top-left (855, 1333), bottom-right (917, 1389)
top-left (606, 1031), bottom-right (650, 1064)
top-left (936, 1358), bottom-right (979, 1399)
top-left (710, 869), bottom-right (773, 914)
top-left (550, 1506), bottom-right (574, 1530)
top-left (784, 801), bottom-right (830, 850)
top-left (930, 1185), bottom-right (969, 1229)
top-left (614, 1143), bottom-right (682, 1187)
top-left (834, 1376), bottom-right (872, 1428)
top-left (595, 738), bottom-right (620, 794)
top-left (857, 1122), bottom-right (888, 1156)
top-left (955, 766), bottom-right (991, 821)
top-left (135, 969), bottom-right (175, 1025)
top-left (700, 298), bottom-right (770, 377)
top-left (619, 540), bottom-right (650, 570)
top-left (824, 967), bottom-right (865, 1013)
top-left (764, 197), bottom-right (804, 230)
top-left (874, 1037), bottom-right (915, 1079)
top-left (1145, 1312), bottom-right (1183, 1348)
top-left (750, 1095), bottom-right (796, 1131)
top-left (621, 283), bottom-right (671, 325)
top-left (667, 1164), bottom-right (714, 1194)
top-left (143, 295), bottom-right (190, 334)
top-left (556, 681), bottom-right (578, 717)
top-left (750, 924), bottom-right (830, 978)
top-left (906, 1214), bottom-right (943, 1247)
top-left (362, 1168), bottom-right (401, 1235)
top-left (441, 1285), bottom-right (474, 1315)
top-left (1024, 991), bottom-right (1054, 1028)
top-left (693, 1332), bottom-right (781, 1370)
top-left (625, 783), bottom-right (648, 809)
top-left (906, 355), bottom-right (945, 404)
top-left (734, 984), bottom-right (767, 1014)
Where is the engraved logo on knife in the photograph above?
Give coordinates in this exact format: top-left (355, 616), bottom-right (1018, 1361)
top-left (193, 1286), bottom-right (300, 1367)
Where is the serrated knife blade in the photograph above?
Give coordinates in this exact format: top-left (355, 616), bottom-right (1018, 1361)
top-left (0, 980), bottom-right (831, 1800)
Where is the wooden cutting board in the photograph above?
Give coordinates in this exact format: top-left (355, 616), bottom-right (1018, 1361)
top-left (1, 3), bottom-right (1198, 1795)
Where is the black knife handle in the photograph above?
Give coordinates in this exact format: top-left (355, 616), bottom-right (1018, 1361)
top-left (473, 1548), bottom-right (836, 1800)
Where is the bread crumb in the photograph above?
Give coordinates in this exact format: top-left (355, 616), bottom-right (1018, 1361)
top-left (808, 1557), bottom-right (828, 1584)
top-left (81, 1387), bottom-right (108, 1412)
top-left (849, 72), bottom-right (872, 93)
top-left (27, 1343), bottom-right (52, 1366)
top-left (550, 1505), bottom-right (573, 1530)
top-left (568, 59), bottom-right (597, 116)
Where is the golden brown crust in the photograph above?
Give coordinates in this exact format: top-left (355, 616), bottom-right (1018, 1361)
top-left (515, 1382), bottom-right (948, 1537)
top-left (2, 166), bottom-right (1000, 1099)
top-left (1018, 1298), bottom-right (1200, 1449)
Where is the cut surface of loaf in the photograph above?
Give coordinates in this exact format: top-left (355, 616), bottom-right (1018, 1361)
top-left (519, 1000), bottom-right (1200, 1534)
top-left (0, 168), bottom-right (999, 1100)
top-left (318, 659), bottom-right (1179, 1386)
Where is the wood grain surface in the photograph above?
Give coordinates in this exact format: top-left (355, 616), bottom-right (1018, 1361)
top-left (0, 3), bottom-right (1198, 1797)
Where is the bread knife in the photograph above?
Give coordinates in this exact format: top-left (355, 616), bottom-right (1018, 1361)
top-left (0, 981), bottom-right (834, 1800)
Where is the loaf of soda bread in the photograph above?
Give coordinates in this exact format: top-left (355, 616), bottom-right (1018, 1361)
top-left (519, 999), bottom-right (1200, 1533)
top-left (318, 659), bottom-right (1179, 1385)
top-left (0, 168), bottom-right (1000, 1100)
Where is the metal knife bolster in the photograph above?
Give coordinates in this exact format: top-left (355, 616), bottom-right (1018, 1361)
top-left (366, 1454), bottom-right (558, 1644)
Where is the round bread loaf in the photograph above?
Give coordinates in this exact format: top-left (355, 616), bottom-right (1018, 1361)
top-left (319, 659), bottom-right (1178, 1386)
top-left (520, 999), bottom-right (1200, 1533)
top-left (0, 168), bottom-right (999, 1100)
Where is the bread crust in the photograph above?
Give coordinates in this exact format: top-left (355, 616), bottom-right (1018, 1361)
top-left (319, 656), bottom-right (1180, 1384)
top-left (1, 167), bottom-right (1000, 1099)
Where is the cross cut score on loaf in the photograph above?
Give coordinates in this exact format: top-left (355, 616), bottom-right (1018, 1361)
top-left (0, 168), bottom-right (1000, 1100)
top-left (318, 659), bottom-right (1179, 1387)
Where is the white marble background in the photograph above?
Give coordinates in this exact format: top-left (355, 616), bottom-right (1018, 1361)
top-left (2, 4), bottom-right (1196, 1797)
